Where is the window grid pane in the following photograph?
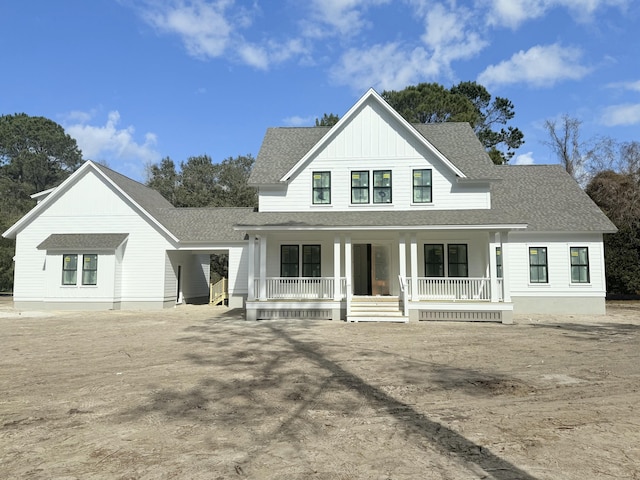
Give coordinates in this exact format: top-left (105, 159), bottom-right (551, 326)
top-left (281, 245), bottom-right (299, 277)
top-left (351, 171), bottom-right (369, 204)
top-left (529, 247), bottom-right (548, 283)
top-left (312, 172), bottom-right (331, 204)
top-left (413, 169), bottom-right (432, 203)
top-left (62, 254), bottom-right (77, 285)
top-left (373, 170), bottom-right (391, 203)
top-left (424, 244), bottom-right (444, 277)
top-left (570, 247), bottom-right (590, 283)
top-left (302, 245), bottom-right (321, 277)
top-left (82, 254), bottom-right (98, 285)
top-left (448, 244), bottom-right (468, 278)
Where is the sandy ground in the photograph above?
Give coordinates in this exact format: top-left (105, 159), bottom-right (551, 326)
top-left (0, 299), bottom-right (639, 480)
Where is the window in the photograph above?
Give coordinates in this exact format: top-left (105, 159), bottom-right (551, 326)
top-left (448, 244), bottom-right (468, 277)
top-left (281, 245), bottom-right (299, 277)
top-left (82, 254), bottom-right (98, 285)
top-left (312, 171), bottom-right (331, 204)
top-left (570, 247), bottom-right (590, 283)
top-left (373, 170), bottom-right (392, 203)
top-left (351, 171), bottom-right (369, 204)
top-left (529, 247), bottom-right (548, 283)
top-left (496, 247), bottom-right (503, 278)
top-left (413, 169), bottom-right (432, 203)
top-left (424, 244), bottom-right (444, 277)
top-left (302, 245), bottom-right (321, 277)
top-left (62, 254), bottom-right (78, 285)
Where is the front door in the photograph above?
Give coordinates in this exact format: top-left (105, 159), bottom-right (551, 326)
top-left (353, 244), bottom-right (390, 296)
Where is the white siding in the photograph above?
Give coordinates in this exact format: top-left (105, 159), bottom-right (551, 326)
top-left (13, 169), bottom-right (175, 306)
top-left (505, 232), bottom-right (606, 298)
top-left (229, 245), bottom-right (248, 295)
top-left (259, 100), bottom-right (490, 212)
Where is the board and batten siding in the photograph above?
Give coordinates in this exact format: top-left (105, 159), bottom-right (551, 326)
top-left (258, 101), bottom-right (490, 212)
top-left (13, 169), bottom-right (176, 307)
top-left (505, 233), bottom-right (606, 298)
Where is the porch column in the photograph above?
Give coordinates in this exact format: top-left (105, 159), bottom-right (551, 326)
top-left (489, 232), bottom-right (499, 302)
top-left (247, 234), bottom-right (256, 301)
top-left (259, 235), bottom-right (267, 301)
top-left (410, 234), bottom-right (418, 301)
top-left (502, 232), bottom-right (511, 302)
top-left (333, 235), bottom-right (341, 300)
top-left (345, 235), bottom-right (352, 299)
top-left (398, 234), bottom-right (406, 284)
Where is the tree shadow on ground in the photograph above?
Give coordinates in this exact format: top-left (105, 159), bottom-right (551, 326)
top-left (529, 322), bottom-right (640, 342)
top-left (118, 319), bottom-right (538, 479)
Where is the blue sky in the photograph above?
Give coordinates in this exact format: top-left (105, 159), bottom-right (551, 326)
top-left (1, 0), bottom-right (639, 181)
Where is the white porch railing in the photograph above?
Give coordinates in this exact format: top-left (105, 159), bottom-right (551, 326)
top-left (411, 277), bottom-right (497, 301)
top-left (255, 277), bottom-right (343, 300)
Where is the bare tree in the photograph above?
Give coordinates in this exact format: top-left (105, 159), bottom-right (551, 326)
top-left (543, 115), bottom-right (584, 182)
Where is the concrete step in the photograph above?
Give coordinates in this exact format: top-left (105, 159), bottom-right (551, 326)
top-left (347, 312), bottom-right (408, 323)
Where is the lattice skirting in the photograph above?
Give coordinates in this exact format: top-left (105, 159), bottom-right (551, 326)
top-left (419, 310), bottom-right (502, 322)
top-left (257, 309), bottom-right (333, 320)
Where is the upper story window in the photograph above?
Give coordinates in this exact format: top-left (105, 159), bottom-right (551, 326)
top-left (62, 254), bottom-right (78, 285)
top-left (373, 170), bottom-right (392, 203)
top-left (312, 171), bottom-right (331, 204)
top-left (529, 247), bottom-right (548, 283)
top-left (570, 247), bottom-right (590, 283)
top-left (413, 169), bottom-right (432, 203)
top-left (351, 171), bottom-right (369, 204)
top-left (351, 170), bottom-right (392, 204)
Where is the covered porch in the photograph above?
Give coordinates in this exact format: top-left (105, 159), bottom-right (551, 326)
top-left (244, 227), bottom-right (517, 323)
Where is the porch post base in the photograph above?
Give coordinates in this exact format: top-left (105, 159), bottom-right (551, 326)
top-left (331, 308), bottom-right (343, 321)
top-left (408, 310), bottom-right (419, 322)
top-left (246, 309), bottom-right (258, 321)
top-left (501, 310), bottom-right (513, 325)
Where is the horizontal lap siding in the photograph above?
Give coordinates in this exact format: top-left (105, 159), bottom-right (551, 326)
top-left (14, 171), bottom-right (174, 304)
top-left (507, 233), bottom-right (606, 297)
top-left (259, 102), bottom-right (490, 212)
top-left (229, 246), bottom-right (248, 295)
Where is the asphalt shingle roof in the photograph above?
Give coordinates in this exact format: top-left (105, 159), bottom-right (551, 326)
top-left (37, 233), bottom-right (129, 250)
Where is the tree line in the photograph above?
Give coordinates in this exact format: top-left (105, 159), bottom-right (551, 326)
top-left (1, 82), bottom-right (640, 295)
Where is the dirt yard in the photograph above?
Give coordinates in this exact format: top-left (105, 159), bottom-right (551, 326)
top-left (1, 300), bottom-right (639, 480)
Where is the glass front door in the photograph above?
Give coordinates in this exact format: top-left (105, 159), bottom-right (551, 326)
top-left (353, 244), bottom-right (390, 296)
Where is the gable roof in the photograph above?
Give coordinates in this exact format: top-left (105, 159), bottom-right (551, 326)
top-left (2, 161), bottom-right (180, 242)
top-left (251, 88), bottom-right (488, 186)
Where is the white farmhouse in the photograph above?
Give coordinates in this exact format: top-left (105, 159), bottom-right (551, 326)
top-left (3, 89), bottom-right (616, 322)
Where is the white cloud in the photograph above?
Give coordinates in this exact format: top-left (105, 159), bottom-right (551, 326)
top-left (331, 43), bottom-right (442, 91)
top-left (64, 111), bottom-right (161, 165)
top-left (477, 43), bottom-right (591, 88)
top-left (513, 152), bottom-right (536, 165)
top-left (486, 0), bottom-right (629, 29)
top-left (607, 80), bottom-right (640, 92)
top-left (283, 115), bottom-right (316, 127)
top-left (143, 0), bottom-right (233, 59)
top-left (601, 103), bottom-right (640, 126)
top-left (305, 0), bottom-right (390, 37)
